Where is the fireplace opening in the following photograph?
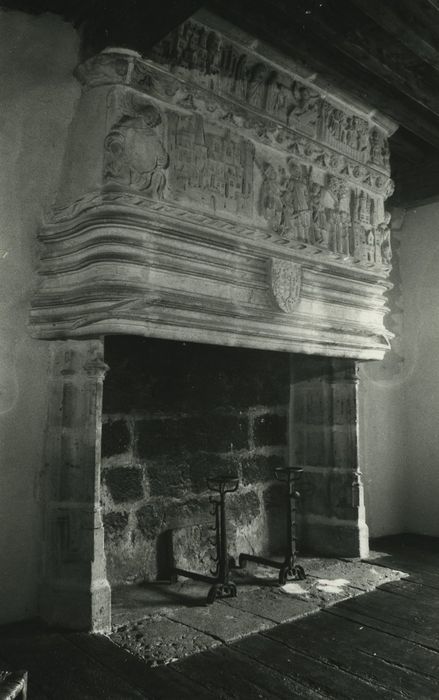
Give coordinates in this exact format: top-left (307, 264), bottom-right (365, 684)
top-left (101, 335), bottom-right (366, 594)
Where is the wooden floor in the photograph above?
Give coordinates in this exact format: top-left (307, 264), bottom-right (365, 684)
top-left (1, 535), bottom-right (439, 699)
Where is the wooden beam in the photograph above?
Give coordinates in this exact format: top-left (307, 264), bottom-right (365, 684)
top-left (269, 0), bottom-right (439, 122)
top-left (349, 0), bottom-right (439, 72)
top-left (210, 0), bottom-right (439, 151)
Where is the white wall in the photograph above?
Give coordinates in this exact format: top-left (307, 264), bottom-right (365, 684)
top-left (0, 10), bottom-right (79, 623)
top-left (399, 204), bottom-right (439, 536)
top-left (359, 361), bottom-right (407, 538)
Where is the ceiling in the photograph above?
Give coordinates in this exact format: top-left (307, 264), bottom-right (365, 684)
top-left (4, 0), bottom-right (439, 207)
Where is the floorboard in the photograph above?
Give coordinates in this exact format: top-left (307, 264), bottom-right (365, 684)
top-left (1, 534), bottom-right (438, 699)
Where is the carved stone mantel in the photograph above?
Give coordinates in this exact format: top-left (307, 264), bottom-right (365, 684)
top-left (30, 12), bottom-right (396, 360)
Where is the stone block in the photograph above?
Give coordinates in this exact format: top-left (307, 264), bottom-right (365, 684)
top-left (103, 511), bottom-right (129, 538)
top-left (240, 453), bottom-right (285, 484)
top-left (146, 459), bottom-right (191, 498)
top-left (299, 470), bottom-right (357, 521)
top-left (170, 523), bottom-right (214, 575)
top-left (167, 604), bottom-right (271, 643)
top-left (103, 466), bottom-right (144, 503)
top-left (333, 426), bottom-right (356, 468)
top-left (186, 413), bottom-right (248, 453)
top-left (111, 614), bottom-right (219, 666)
top-left (135, 418), bottom-right (184, 458)
top-left (228, 490), bottom-right (261, 526)
top-left (253, 413), bottom-right (287, 446)
top-left (188, 452), bottom-right (237, 493)
top-left (136, 413), bottom-right (248, 458)
top-left (164, 496), bottom-right (212, 530)
top-left (101, 419), bottom-right (130, 457)
top-left (136, 503), bottom-right (164, 538)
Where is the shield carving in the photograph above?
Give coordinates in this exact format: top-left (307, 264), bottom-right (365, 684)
top-left (270, 259), bottom-right (302, 313)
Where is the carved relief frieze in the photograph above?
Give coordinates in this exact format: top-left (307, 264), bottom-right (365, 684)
top-left (76, 51), bottom-right (394, 204)
top-left (147, 18), bottom-right (390, 173)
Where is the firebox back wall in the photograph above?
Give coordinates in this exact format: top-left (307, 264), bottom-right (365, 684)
top-left (101, 336), bottom-right (290, 585)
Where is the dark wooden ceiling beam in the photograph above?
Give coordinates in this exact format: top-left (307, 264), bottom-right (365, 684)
top-left (348, 0), bottom-right (439, 72)
top-left (268, 0), bottom-right (439, 121)
top-left (210, 0), bottom-right (439, 151)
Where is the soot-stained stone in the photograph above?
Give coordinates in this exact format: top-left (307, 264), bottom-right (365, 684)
top-left (253, 414), bottom-right (287, 447)
top-left (146, 460), bottom-right (190, 498)
top-left (240, 454), bottom-right (285, 484)
top-left (136, 503), bottom-right (164, 537)
top-left (164, 496), bottom-right (212, 529)
top-left (135, 418), bottom-right (183, 458)
top-left (136, 413), bottom-right (248, 458)
top-left (189, 453), bottom-right (238, 493)
top-left (228, 490), bottom-right (261, 526)
top-left (103, 511), bottom-right (129, 538)
top-left (101, 420), bottom-right (130, 457)
top-left (103, 466), bottom-right (143, 503)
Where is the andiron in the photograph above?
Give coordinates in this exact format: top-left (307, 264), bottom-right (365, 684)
top-left (239, 466), bottom-right (306, 585)
top-left (170, 475), bottom-right (239, 604)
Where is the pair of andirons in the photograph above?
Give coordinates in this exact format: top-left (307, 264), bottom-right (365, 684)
top-left (170, 467), bottom-right (306, 604)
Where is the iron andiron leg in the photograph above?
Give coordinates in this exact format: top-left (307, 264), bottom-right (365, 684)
top-left (239, 466), bottom-right (306, 584)
top-left (170, 475), bottom-right (239, 604)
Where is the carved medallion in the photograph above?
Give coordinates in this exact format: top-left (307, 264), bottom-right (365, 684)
top-left (269, 259), bottom-right (302, 313)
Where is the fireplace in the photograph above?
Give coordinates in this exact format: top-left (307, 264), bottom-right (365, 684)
top-left (101, 336), bottom-right (365, 588)
top-left (31, 9), bottom-right (394, 631)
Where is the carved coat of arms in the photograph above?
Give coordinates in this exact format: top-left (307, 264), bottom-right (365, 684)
top-left (270, 259), bottom-right (302, 313)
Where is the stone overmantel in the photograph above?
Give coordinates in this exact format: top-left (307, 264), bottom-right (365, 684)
top-left (30, 11), bottom-right (395, 359)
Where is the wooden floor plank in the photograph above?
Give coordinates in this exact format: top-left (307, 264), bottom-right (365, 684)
top-left (68, 633), bottom-right (215, 700)
top-left (235, 630), bottom-right (393, 699)
top-left (263, 612), bottom-right (439, 698)
top-left (172, 644), bottom-right (316, 700)
top-left (0, 632), bottom-right (145, 700)
top-left (331, 588), bottom-right (439, 648)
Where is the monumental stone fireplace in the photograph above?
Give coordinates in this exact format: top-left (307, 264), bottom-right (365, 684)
top-left (30, 10), bottom-right (396, 631)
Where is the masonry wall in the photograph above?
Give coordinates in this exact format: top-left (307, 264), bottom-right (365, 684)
top-left (0, 10), bottom-right (80, 623)
top-left (101, 336), bottom-right (290, 585)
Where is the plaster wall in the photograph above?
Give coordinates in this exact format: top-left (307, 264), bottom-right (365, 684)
top-left (359, 362), bottom-right (407, 538)
top-left (398, 203), bottom-right (439, 536)
top-left (0, 10), bottom-right (80, 623)
top-left (359, 227), bottom-right (407, 539)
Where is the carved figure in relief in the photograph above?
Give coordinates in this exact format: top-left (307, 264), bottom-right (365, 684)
top-left (310, 183), bottom-right (327, 246)
top-left (247, 63), bottom-right (268, 109)
top-left (378, 211), bottom-right (392, 265)
top-left (287, 82), bottom-right (319, 133)
top-left (104, 103), bottom-right (169, 198)
top-left (280, 161), bottom-right (311, 242)
top-left (266, 76), bottom-right (290, 121)
top-left (259, 163), bottom-right (283, 230)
